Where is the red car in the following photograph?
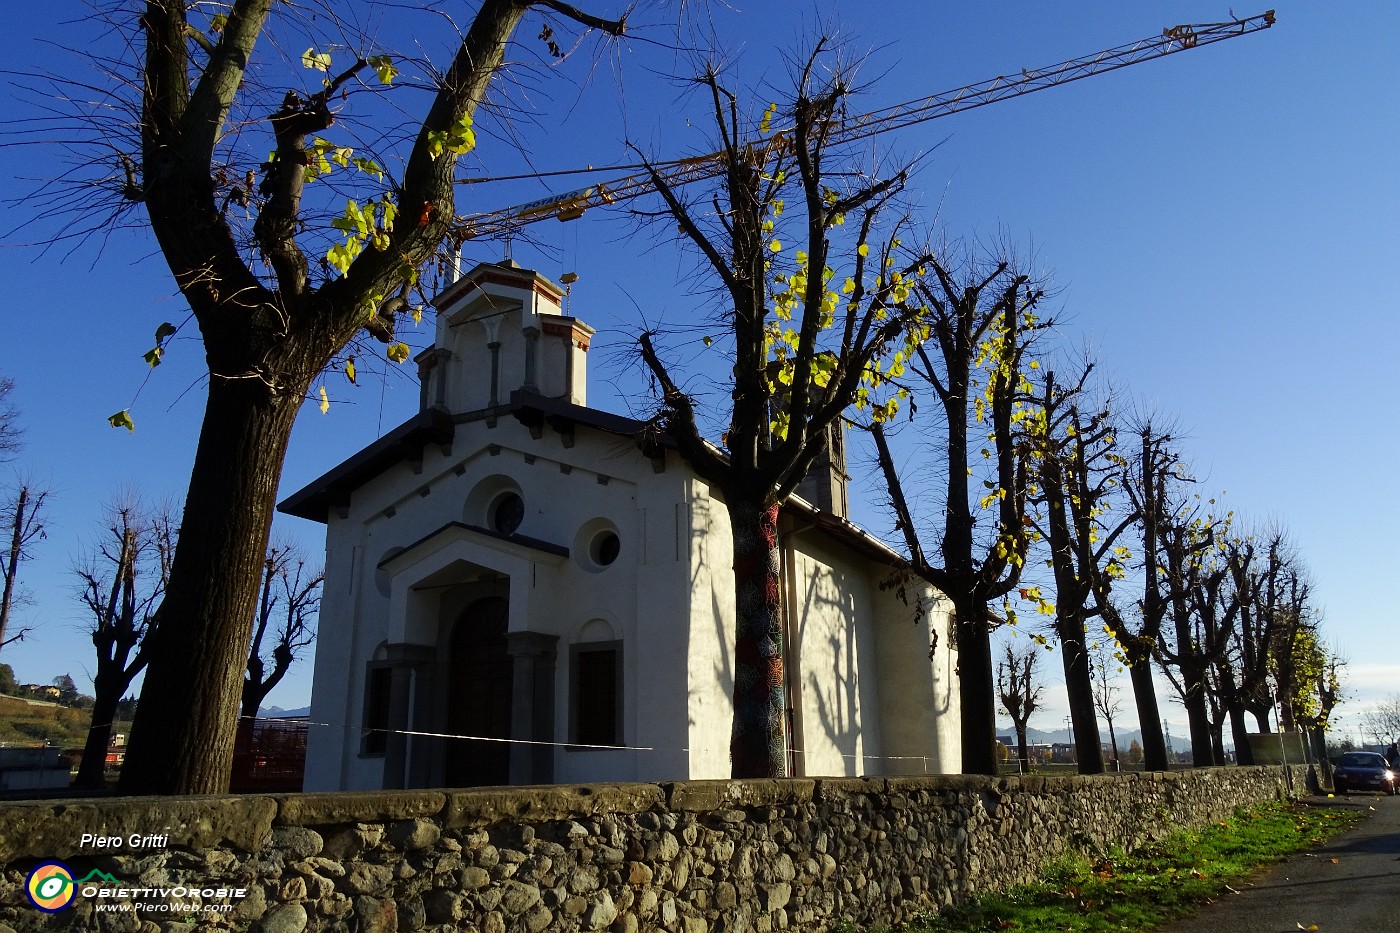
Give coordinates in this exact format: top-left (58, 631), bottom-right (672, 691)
top-left (1333, 752), bottom-right (1397, 796)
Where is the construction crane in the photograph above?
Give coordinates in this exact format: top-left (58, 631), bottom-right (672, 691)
top-left (454, 11), bottom-right (1274, 242)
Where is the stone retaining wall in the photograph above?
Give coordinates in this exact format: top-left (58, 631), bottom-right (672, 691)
top-left (0, 767), bottom-right (1300, 932)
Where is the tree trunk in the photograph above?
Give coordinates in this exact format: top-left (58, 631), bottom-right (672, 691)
top-left (1126, 652), bottom-right (1168, 770)
top-left (1057, 622), bottom-right (1105, 774)
top-left (728, 500), bottom-right (786, 779)
top-left (1014, 724), bottom-right (1029, 771)
top-left (119, 377), bottom-right (304, 794)
top-left (0, 486), bottom-right (28, 649)
top-left (1183, 677), bottom-right (1215, 767)
top-left (1230, 705), bottom-right (1254, 765)
top-left (1105, 717), bottom-right (1120, 767)
top-left (955, 594), bottom-right (998, 775)
top-left (76, 684), bottom-right (122, 790)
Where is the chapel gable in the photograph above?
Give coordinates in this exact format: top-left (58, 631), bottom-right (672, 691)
top-left (417, 260), bottom-right (594, 415)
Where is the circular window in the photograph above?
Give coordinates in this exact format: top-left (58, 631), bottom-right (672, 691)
top-left (591, 531), bottom-right (621, 566)
top-left (492, 493), bottom-right (524, 535)
top-left (574, 518), bottom-right (621, 573)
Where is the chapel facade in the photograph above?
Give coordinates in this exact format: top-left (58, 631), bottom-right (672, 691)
top-left (280, 260), bottom-right (959, 791)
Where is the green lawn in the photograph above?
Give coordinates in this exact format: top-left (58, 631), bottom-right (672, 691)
top-left (854, 800), bottom-right (1361, 933)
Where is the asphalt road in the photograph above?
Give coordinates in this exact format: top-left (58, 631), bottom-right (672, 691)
top-left (1156, 792), bottom-right (1400, 933)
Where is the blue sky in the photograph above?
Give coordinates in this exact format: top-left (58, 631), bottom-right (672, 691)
top-left (0, 2), bottom-right (1395, 739)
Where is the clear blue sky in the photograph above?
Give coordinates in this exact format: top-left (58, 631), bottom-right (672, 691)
top-left (0, 2), bottom-right (1394, 738)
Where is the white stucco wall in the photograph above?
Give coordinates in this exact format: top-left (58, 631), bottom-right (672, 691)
top-left (300, 408), bottom-right (959, 791)
top-left (682, 481), bottom-right (738, 779)
top-left (785, 537), bottom-right (882, 777)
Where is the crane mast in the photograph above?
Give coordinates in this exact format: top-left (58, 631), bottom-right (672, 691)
top-left (454, 11), bottom-right (1274, 242)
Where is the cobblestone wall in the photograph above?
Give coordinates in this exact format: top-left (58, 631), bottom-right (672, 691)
top-left (0, 767), bottom-right (1300, 932)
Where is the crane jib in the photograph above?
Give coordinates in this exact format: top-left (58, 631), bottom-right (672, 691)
top-left (455, 11), bottom-right (1275, 242)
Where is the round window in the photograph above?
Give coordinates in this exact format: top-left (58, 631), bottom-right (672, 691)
top-left (590, 530), bottom-right (621, 566)
top-left (492, 493), bottom-right (524, 535)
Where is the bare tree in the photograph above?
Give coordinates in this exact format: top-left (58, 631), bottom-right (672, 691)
top-left (872, 244), bottom-right (1049, 775)
top-left (1359, 695), bottom-right (1400, 748)
top-left (1103, 419), bottom-right (1181, 771)
top-left (637, 45), bottom-right (931, 778)
top-left (241, 543), bottom-right (322, 719)
top-left (0, 378), bottom-right (20, 463)
top-left (16, 0), bottom-right (628, 794)
top-left (0, 481), bottom-right (49, 654)
top-left (997, 641), bottom-right (1045, 771)
top-left (1156, 498), bottom-right (1236, 766)
top-left (1027, 367), bottom-right (1136, 774)
top-left (1091, 642), bottom-right (1125, 766)
top-left (74, 499), bottom-right (175, 789)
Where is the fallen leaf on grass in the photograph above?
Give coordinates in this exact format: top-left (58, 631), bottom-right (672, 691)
top-left (1329, 858), bottom-right (1339, 863)
top-left (1296, 924), bottom-right (1320, 931)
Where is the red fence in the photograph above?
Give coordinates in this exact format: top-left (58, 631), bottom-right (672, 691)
top-left (230, 717), bottom-right (308, 793)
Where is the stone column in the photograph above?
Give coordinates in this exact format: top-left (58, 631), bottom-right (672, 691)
top-left (506, 632), bottom-right (559, 784)
top-left (381, 644), bottom-right (434, 789)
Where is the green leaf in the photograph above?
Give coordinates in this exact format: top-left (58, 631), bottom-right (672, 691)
top-left (368, 54), bottom-right (398, 85)
top-left (386, 342), bottom-right (411, 364)
top-left (702, 336), bottom-right (713, 347)
top-left (143, 347), bottom-right (163, 368)
top-left (154, 322), bottom-right (177, 341)
top-left (209, 13), bottom-right (228, 33)
top-left (107, 410), bottom-right (135, 432)
top-left (302, 47), bottom-right (332, 72)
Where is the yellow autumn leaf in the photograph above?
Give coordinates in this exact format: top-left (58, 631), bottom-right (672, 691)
top-left (319, 386), bottom-right (330, 414)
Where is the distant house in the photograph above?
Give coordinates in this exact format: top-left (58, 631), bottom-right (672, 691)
top-left (281, 261), bottom-right (960, 791)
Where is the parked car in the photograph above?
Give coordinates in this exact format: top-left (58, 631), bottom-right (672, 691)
top-left (1333, 751), bottom-right (1397, 796)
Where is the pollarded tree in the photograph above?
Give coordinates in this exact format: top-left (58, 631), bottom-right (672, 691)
top-left (0, 480), bottom-right (49, 655)
top-left (1228, 528), bottom-right (1298, 733)
top-left (22, 0), bottom-right (627, 794)
top-left (1157, 498), bottom-right (1235, 766)
top-left (1026, 367), bottom-right (1136, 774)
top-left (1102, 418), bottom-right (1182, 771)
top-left (871, 244), bottom-right (1049, 775)
top-left (1090, 641), bottom-right (1126, 765)
top-left (996, 640), bottom-right (1045, 770)
top-left (637, 45), bottom-right (934, 778)
top-left (241, 542), bottom-right (323, 719)
top-left (73, 498), bottom-right (175, 789)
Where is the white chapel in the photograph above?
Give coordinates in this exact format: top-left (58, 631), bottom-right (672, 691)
top-left (280, 260), bottom-right (960, 791)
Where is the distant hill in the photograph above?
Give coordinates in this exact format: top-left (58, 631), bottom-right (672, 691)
top-left (1002, 724), bottom-right (1195, 756)
top-left (258, 705), bottom-right (311, 718)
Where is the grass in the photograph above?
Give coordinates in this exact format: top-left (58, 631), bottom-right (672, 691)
top-left (0, 694), bottom-right (99, 747)
top-left (864, 800), bottom-right (1362, 933)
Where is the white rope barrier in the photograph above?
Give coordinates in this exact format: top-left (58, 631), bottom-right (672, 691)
top-left (250, 715), bottom-right (932, 773)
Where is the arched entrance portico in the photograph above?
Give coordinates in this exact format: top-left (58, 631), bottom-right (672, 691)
top-left (446, 596), bottom-right (513, 786)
